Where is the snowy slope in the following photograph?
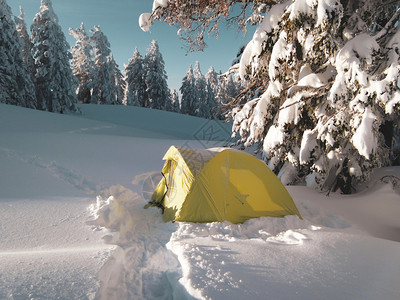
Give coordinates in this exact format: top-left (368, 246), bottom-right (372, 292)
top-left (1, 103), bottom-right (400, 299)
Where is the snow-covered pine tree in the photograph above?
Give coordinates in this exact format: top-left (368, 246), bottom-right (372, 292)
top-left (231, 1), bottom-right (400, 193)
top-left (124, 48), bottom-right (147, 106)
top-left (142, 0), bottom-right (400, 193)
top-left (205, 66), bottom-right (221, 119)
top-left (15, 6), bottom-right (36, 88)
top-left (164, 91), bottom-right (174, 112)
top-left (109, 55), bottom-right (125, 105)
top-left (213, 73), bottom-right (238, 120)
top-left (193, 61), bottom-right (210, 118)
top-left (31, 0), bottom-right (78, 113)
top-left (132, 92), bottom-right (140, 106)
top-left (180, 65), bottom-right (198, 116)
top-left (0, 0), bottom-right (36, 109)
top-left (90, 25), bottom-right (118, 105)
top-left (171, 88), bottom-right (180, 112)
top-left (205, 66), bottom-right (218, 91)
top-left (219, 75), bottom-right (239, 107)
top-left (69, 23), bottom-right (96, 104)
top-left (143, 40), bottom-right (170, 110)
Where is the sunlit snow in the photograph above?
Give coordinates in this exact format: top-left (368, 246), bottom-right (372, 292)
top-left (1, 103), bottom-right (399, 299)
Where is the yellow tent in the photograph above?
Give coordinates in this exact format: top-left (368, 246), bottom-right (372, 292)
top-left (150, 146), bottom-right (302, 223)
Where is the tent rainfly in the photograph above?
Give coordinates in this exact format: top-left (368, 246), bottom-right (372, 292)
top-left (150, 146), bottom-right (302, 224)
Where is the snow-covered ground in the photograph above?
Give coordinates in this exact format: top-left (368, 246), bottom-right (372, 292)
top-left (1, 103), bottom-right (399, 299)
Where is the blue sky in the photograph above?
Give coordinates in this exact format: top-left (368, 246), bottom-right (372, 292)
top-left (8, 0), bottom-right (255, 91)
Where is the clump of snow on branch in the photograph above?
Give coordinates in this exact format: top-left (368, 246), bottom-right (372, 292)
top-left (239, 2), bottom-right (289, 80)
top-left (351, 107), bottom-right (377, 160)
top-left (152, 0), bottom-right (169, 11)
top-left (139, 0), bottom-right (169, 32)
top-left (139, 13), bottom-right (153, 32)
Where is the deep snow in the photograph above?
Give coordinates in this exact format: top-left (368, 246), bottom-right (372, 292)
top-left (0, 103), bottom-right (399, 299)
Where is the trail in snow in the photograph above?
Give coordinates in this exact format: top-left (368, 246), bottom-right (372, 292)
top-left (0, 147), bottom-right (101, 194)
top-left (68, 125), bottom-right (117, 134)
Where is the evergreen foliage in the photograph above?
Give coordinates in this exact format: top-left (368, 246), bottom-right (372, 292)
top-left (90, 26), bottom-right (118, 105)
top-left (15, 7), bottom-right (36, 87)
top-left (231, 1), bottom-right (400, 193)
top-left (31, 0), bottom-right (78, 113)
top-left (180, 63), bottom-right (226, 119)
top-left (180, 65), bottom-right (198, 115)
top-left (69, 23), bottom-right (96, 104)
top-left (204, 66), bottom-right (220, 119)
top-left (171, 89), bottom-right (180, 112)
top-left (0, 0), bottom-right (37, 109)
top-left (164, 90), bottom-right (173, 112)
top-left (124, 48), bottom-right (147, 106)
top-left (109, 55), bottom-right (125, 105)
top-left (193, 62), bottom-right (209, 118)
top-left (143, 40), bottom-right (170, 109)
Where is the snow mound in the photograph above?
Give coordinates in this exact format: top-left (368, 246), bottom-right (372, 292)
top-left (87, 185), bottom-right (191, 299)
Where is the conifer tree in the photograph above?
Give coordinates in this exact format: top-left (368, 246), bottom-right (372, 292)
top-left (193, 61), bottom-right (209, 118)
top-left (180, 65), bottom-right (198, 115)
top-left (124, 49), bottom-right (147, 106)
top-left (143, 40), bottom-right (169, 109)
top-left (90, 26), bottom-right (116, 105)
top-left (205, 66), bottom-right (219, 97)
top-left (230, 1), bottom-right (400, 192)
top-left (69, 23), bottom-right (96, 104)
top-left (205, 66), bottom-right (220, 119)
top-left (164, 91), bottom-right (173, 112)
top-left (15, 7), bottom-right (36, 87)
top-left (109, 55), bottom-right (125, 105)
top-left (171, 89), bottom-right (180, 112)
top-left (220, 75), bottom-right (238, 106)
top-left (31, 0), bottom-right (78, 113)
top-left (132, 92), bottom-right (140, 106)
top-left (0, 0), bottom-right (36, 109)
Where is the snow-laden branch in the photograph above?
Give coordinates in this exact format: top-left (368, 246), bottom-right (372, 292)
top-left (231, 0), bottom-right (400, 193)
